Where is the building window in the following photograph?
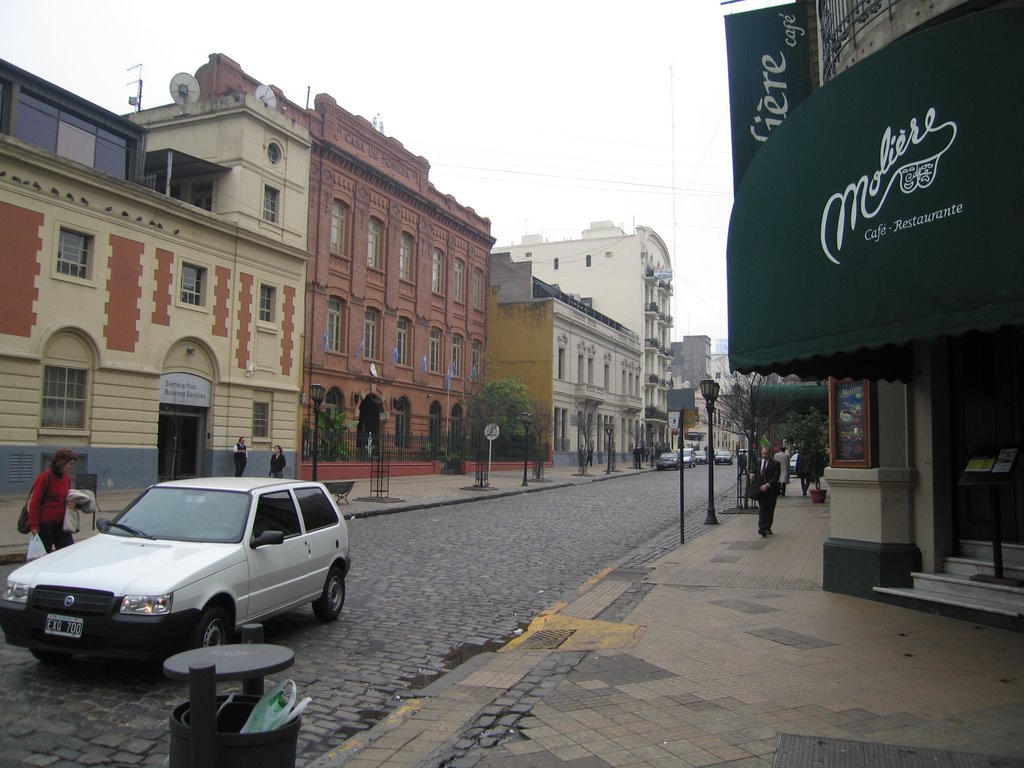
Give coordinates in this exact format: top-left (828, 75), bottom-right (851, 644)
top-left (363, 308), bottom-right (379, 360)
top-left (331, 202), bottom-right (348, 254)
top-left (588, 358), bottom-right (594, 384)
top-left (400, 232), bottom-right (413, 280)
top-left (259, 285), bottom-right (275, 323)
top-left (180, 263), bottom-right (206, 306)
top-left (326, 297), bottom-right (343, 353)
top-left (367, 217), bottom-right (383, 269)
top-left (451, 404), bottom-right (464, 439)
top-left (604, 363), bottom-right (610, 390)
top-left (586, 254), bottom-right (592, 267)
top-left (429, 328), bottom-right (441, 372)
top-left (472, 268), bottom-right (483, 309)
top-left (396, 318), bottom-right (410, 366)
top-left (14, 90), bottom-right (131, 178)
top-left (325, 387), bottom-right (343, 416)
top-left (557, 348), bottom-right (565, 380)
top-left (554, 258), bottom-right (559, 270)
top-left (57, 229), bottom-right (90, 279)
top-left (453, 259), bottom-right (464, 302)
top-left (451, 334), bottom-right (463, 377)
top-left (266, 142), bottom-right (281, 165)
top-left (41, 365), bottom-right (86, 428)
top-left (191, 180), bottom-right (213, 211)
top-left (262, 185), bottom-right (279, 223)
top-left (471, 340), bottom-right (482, 381)
top-left (431, 249), bottom-right (444, 293)
top-left (393, 397), bottom-right (409, 447)
top-left (577, 355), bottom-right (583, 383)
top-left (252, 401), bottom-right (270, 438)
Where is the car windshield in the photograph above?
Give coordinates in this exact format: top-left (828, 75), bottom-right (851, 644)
top-left (659, 453), bottom-right (676, 460)
top-left (108, 487), bottom-right (251, 543)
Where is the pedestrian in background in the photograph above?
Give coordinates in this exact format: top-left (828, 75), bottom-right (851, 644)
top-left (270, 444), bottom-right (286, 478)
top-left (774, 444), bottom-right (790, 496)
top-left (751, 445), bottom-right (781, 537)
top-left (233, 437), bottom-right (248, 477)
top-left (586, 445), bottom-right (593, 466)
top-left (28, 448), bottom-right (77, 553)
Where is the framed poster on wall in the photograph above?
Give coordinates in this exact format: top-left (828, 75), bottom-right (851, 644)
top-left (828, 378), bottom-right (875, 468)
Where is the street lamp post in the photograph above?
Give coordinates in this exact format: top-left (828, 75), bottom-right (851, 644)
top-left (700, 379), bottom-right (720, 524)
top-left (310, 382), bottom-right (325, 481)
top-left (521, 412), bottom-right (532, 487)
top-left (605, 424), bottom-right (614, 475)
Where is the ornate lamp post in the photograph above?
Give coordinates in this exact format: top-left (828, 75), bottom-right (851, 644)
top-left (310, 382), bottom-right (325, 481)
top-left (604, 423), bottom-right (614, 475)
top-left (521, 412), bottom-right (532, 487)
top-left (700, 378), bottom-right (721, 525)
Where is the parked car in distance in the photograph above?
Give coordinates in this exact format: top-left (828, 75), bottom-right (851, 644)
top-left (681, 448), bottom-right (696, 468)
top-left (656, 451), bottom-right (681, 470)
top-left (790, 452), bottom-right (799, 474)
top-left (714, 450), bottom-right (734, 465)
top-left (696, 448), bottom-right (709, 465)
top-left (0, 478), bottom-right (351, 663)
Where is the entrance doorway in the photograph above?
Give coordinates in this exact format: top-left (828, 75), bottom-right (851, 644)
top-left (158, 405), bottom-right (205, 480)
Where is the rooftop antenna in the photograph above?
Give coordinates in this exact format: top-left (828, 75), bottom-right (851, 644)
top-left (169, 72), bottom-right (200, 115)
top-left (127, 64), bottom-right (143, 112)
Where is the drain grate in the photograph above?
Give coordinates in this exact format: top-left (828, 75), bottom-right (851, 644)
top-left (517, 628), bottom-right (577, 649)
top-left (775, 733), bottom-right (1024, 767)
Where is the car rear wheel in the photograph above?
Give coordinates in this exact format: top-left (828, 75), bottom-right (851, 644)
top-left (190, 605), bottom-right (230, 649)
top-left (312, 565), bottom-right (345, 621)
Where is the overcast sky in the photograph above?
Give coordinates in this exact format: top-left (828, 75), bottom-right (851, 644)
top-left (1, 0), bottom-right (783, 343)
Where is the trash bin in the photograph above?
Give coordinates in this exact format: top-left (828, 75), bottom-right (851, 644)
top-left (168, 694), bottom-right (300, 768)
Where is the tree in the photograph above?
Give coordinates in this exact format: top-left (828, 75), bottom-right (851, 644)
top-left (715, 372), bottom-right (792, 456)
top-left (527, 397), bottom-right (552, 480)
top-left (465, 375), bottom-right (532, 441)
top-left (782, 407), bottom-right (829, 489)
top-left (570, 403), bottom-right (599, 475)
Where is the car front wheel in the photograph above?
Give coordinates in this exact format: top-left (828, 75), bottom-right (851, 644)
top-left (190, 605), bottom-right (230, 649)
top-left (313, 565), bottom-right (346, 621)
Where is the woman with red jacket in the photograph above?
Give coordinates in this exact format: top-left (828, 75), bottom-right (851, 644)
top-left (28, 448), bottom-right (77, 553)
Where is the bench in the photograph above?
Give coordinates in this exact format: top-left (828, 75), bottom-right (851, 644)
top-left (324, 480), bottom-right (355, 504)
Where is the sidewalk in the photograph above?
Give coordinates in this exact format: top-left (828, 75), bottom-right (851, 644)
top-left (3, 472), bottom-right (1023, 767)
top-left (307, 491), bottom-right (1024, 768)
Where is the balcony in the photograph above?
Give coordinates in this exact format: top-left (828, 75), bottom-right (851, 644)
top-left (648, 374), bottom-right (660, 383)
top-left (643, 267), bottom-right (656, 282)
top-left (645, 302), bottom-right (659, 315)
top-left (644, 337), bottom-right (659, 348)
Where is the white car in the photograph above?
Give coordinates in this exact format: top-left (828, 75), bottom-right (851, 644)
top-left (0, 478), bottom-right (351, 663)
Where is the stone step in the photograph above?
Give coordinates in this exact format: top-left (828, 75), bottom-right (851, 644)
top-left (958, 539), bottom-right (1024, 566)
top-left (943, 556), bottom-right (1024, 582)
top-left (874, 578), bottom-right (1024, 619)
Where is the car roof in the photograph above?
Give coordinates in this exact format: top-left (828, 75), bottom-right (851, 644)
top-left (147, 477), bottom-right (324, 493)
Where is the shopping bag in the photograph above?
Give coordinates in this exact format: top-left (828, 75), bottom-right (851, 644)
top-left (63, 506), bottom-right (80, 534)
top-left (240, 679), bottom-right (297, 733)
top-left (27, 533), bottom-right (46, 561)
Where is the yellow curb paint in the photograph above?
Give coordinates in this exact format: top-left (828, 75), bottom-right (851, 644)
top-left (500, 612), bottom-right (644, 653)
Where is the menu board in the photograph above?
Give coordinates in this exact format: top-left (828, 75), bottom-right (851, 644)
top-left (958, 446), bottom-right (1021, 485)
top-left (829, 378), bottom-right (874, 468)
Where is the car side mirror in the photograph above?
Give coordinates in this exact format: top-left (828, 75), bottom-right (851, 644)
top-left (250, 530), bottom-right (285, 549)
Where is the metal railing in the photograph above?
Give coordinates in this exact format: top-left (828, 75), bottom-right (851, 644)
top-left (819, 0), bottom-right (900, 81)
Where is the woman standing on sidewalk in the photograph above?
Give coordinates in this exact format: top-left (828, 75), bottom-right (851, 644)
top-left (28, 448), bottom-right (77, 553)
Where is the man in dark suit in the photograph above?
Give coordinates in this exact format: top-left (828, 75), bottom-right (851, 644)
top-left (751, 445), bottom-right (781, 537)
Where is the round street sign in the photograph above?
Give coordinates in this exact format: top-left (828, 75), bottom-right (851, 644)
top-left (484, 423), bottom-right (500, 441)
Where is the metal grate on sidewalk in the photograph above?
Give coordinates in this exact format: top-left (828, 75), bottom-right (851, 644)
top-left (774, 734), bottom-right (1024, 768)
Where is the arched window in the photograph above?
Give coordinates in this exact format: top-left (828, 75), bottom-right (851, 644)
top-left (393, 397), bottom-right (410, 448)
top-left (451, 404), bottom-right (463, 441)
top-left (325, 387), bottom-right (343, 416)
top-left (367, 217), bottom-right (383, 269)
top-left (428, 400), bottom-right (442, 453)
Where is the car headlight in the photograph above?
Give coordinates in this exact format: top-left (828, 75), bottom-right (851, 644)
top-left (4, 580), bottom-right (29, 604)
top-left (120, 594), bottom-right (172, 615)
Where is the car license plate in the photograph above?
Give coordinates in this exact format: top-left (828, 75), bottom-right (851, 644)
top-left (45, 613), bottom-right (83, 639)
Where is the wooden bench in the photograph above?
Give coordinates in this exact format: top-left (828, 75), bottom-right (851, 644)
top-left (324, 480), bottom-right (355, 504)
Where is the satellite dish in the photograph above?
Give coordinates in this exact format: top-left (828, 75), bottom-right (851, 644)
top-left (255, 84), bottom-right (277, 109)
top-left (169, 72), bottom-right (200, 114)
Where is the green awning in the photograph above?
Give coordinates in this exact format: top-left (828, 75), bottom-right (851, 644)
top-left (726, 8), bottom-right (1024, 381)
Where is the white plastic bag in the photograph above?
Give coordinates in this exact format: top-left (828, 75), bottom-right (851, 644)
top-left (240, 679), bottom-right (297, 733)
top-left (26, 533), bottom-right (46, 561)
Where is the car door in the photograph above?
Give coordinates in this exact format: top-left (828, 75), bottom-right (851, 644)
top-left (294, 486), bottom-right (343, 594)
top-left (244, 490), bottom-right (310, 619)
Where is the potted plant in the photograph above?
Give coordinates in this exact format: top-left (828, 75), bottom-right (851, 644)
top-left (783, 408), bottom-right (830, 503)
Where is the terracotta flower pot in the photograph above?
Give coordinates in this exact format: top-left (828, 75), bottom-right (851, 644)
top-left (809, 488), bottom-right (827, 503)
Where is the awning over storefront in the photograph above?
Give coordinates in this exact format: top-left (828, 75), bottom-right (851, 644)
top-left (727, 8), bottom-right (1024, 381)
